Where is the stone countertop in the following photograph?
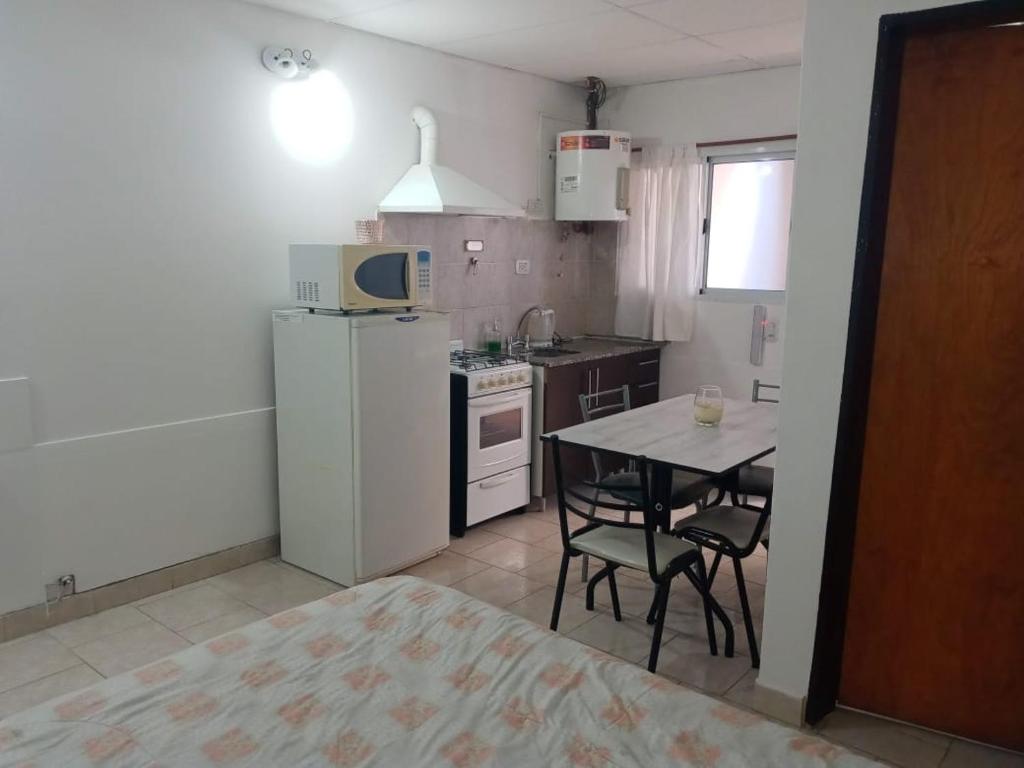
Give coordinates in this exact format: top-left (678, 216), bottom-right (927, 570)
top-left (524, 335), bottom-right (668, 368)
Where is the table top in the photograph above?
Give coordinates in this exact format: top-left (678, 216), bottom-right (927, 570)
top-left (542, 394), bottom-right (778, 476)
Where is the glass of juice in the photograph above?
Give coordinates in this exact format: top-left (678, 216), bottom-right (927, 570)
top-left (694, 386), bottom-right (724, 426)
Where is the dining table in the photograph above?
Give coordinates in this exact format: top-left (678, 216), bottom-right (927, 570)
top-left (541, 393), bottom-right (779, 656)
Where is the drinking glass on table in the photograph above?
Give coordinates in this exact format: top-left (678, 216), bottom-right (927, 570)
top-left (694, 385), bottom-right (724, 426)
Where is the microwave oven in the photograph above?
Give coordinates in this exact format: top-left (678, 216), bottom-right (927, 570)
top-left (289, 244), bottom-right (432, 311)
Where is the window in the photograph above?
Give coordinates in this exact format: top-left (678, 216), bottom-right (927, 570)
top-left (701, 144), bottom-right (795, 295)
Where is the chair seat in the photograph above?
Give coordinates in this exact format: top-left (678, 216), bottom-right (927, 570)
top-left (674, 505), bottom-right (770, 551)
top-left (598, 469), bottom-right (712, 508)
top-left (736, 465), bottom-right (774, 497)
top-left (571, 526), bottom-right (698, 575)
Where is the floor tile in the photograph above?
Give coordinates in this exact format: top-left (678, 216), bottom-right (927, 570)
top-left (206, 561), bottom-right (336, 616)
top-left (177, 607), bottom-right (267, 644)
top-left (72, 620), bottom-right (190, 678)
top-left (446, 528), bottom-right (504, 555)
top-left (46, 606), bottom-right (151, 648)
top-left (133, 581), bottom-right (205, 607)
top-left (816, 708), bottom-right (951, 768)
top-left (480, 514), bottom-right (561, 544)
top-left (273, 561), bottom-right (342, 590)
top-left (399, 551), bottom-right (489, 586)
top-left (507, 587), bottom-right (597, 635)
top-left (941, 740), bottom-right (1024, 768)
top-left (451, 567), bottom-right (546, 609)
top-left (466, 538), bottom-right (551, 572)
top-left (567, 612), bottom-right (661, 664)
top-left (0, 634), bottom-right (81, 694)
top-left (654, 632), bottom-right (752, 695)
top-left (137, 585), bottom-right (261, 632)
top-left (515, 553), bottom-right (581, 590)
top-left (0, 664), bottom-right (104, 719)
top-left (714, 583), bottom-right (766, 618)
top-left (722, 668), bottom-right (760, 710)
top-left (534, 533), bottom-right (567, 554)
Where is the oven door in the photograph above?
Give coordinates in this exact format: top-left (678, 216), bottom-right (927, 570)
top-left (467, 387), bottom-right (531, 483)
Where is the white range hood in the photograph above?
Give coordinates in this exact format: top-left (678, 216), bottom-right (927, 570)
top-left (379, 107), bottom-right (524, 218)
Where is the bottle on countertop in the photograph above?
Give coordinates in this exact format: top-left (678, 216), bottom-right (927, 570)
top-left (483, 318), bottom-right (502, 354)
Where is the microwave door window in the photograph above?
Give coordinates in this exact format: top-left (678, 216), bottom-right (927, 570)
top-left (354, 252), bottom-right (409, 300)
top-left (479, 408), bottom-right (522, 449)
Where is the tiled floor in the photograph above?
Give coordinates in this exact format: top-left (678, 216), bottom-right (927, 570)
top-left (0, 558), bottom-right (338, 719)
top-left (0, 508), bottom-right (1020, 768)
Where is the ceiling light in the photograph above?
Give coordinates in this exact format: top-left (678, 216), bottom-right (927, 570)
top-left (262, 47), bottom-right (319, 80)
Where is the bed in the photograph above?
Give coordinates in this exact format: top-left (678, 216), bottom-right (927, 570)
top-left (0, 575), bottom-right (877, 767)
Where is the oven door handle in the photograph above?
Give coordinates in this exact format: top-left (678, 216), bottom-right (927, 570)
top-left (469, 394), bottom-right (525, 407)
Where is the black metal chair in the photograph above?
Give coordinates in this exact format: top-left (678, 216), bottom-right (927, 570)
top-left (577, 386), bottom-right (714, 580)
top-left (548, 435), bottom-right (734, 673)
top-left (730, 379), bottom-right (779, 513)
top-left (672, 496), bottom-right (771, 667)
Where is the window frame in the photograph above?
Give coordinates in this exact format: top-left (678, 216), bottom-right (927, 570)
top-left (699, 140), bottom-right (796, 303)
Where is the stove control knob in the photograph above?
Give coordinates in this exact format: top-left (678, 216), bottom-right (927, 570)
top-left (477, 379), bottom-right (489, 390)
top-left (498, 375), bottom-right (508, 386)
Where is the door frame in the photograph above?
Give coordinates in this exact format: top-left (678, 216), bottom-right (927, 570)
top-left (805, 0), bottom-right (1024, 725)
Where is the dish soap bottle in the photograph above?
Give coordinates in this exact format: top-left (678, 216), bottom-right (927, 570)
top-left (483, 318), bottom-right (502, 354)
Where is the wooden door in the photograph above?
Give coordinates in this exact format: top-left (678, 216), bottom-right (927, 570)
top-left (839, 22), bottom-right (1024, 750)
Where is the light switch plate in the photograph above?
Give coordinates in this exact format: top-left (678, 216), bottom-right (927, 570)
top-left (515, 259), bottom-right (530, 275)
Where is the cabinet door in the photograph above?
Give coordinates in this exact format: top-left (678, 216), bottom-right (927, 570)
top-left (629, 351), bottom-right (661, 407)
top-left (542, 363), bottom-right (590, 495)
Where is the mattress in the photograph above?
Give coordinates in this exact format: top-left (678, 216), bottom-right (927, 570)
top-left (0, 575), bottom-right (878, 767)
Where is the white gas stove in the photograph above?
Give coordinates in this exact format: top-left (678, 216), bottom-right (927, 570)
top-left (449, 345), bottom-right (533, 535)
top-left (449, 348), bottom-right (533, 396)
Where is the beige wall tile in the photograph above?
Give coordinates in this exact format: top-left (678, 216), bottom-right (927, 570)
top-left (91, 578), bottom-right (142, 613)
top-left (3, 606), bottom-right (50, 642)
top-left (380, 213), bottom-right (608, 344)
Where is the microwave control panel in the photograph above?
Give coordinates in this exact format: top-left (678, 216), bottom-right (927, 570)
top-left (416, 249), bottom-right (433, 306)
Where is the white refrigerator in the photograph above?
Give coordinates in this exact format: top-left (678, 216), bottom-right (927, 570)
top-left (272, 309), bottom-right (449, 585)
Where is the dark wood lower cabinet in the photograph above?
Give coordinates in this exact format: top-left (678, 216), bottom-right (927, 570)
top-left (538, 349), bottom-right (661, 496)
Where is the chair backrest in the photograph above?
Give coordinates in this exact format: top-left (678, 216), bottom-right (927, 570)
top-left (578, 385), bottom-right (631, 481)
top-left (752, 379), bottom-right (780, 404)
top-left (548, 435), bottom-right (663, 582)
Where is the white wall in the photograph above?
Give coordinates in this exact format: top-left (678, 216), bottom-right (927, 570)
top-left (758, 0), bottom-right (968, 702)
top-left (0, 0), bottom-right (580, 614)
top-left (600, 66), bottom-right (801, 400)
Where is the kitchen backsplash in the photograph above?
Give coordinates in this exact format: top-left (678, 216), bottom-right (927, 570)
top-left (382, 215), bottom-right (618, 347)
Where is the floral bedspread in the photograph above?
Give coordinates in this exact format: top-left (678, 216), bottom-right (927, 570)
top-left (0, 575), bottom-right (878, 767)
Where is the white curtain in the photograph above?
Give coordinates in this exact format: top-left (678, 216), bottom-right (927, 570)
top-left (614, 144), bottom-right (701, 341)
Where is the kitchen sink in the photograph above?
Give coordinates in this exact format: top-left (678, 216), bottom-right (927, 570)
top-left (529, 348), bottom-right (580, 358)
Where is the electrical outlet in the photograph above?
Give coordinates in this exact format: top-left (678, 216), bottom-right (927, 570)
top-left (515, 259), bottom-right (530, 275)
top-left (45, 574), bottom-right (76, 603)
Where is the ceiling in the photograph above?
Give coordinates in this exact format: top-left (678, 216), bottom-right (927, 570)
top-left (247, 0), bottom-right (805, 87)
